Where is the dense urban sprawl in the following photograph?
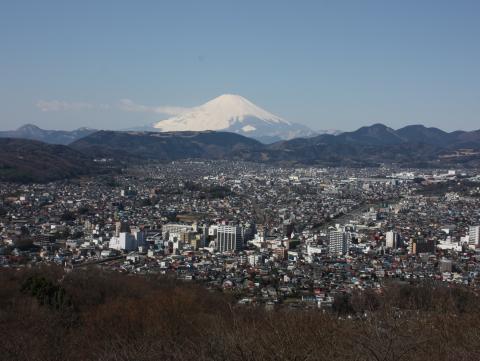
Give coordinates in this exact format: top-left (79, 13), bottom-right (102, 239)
top-left (1, 161), bottom-right (480, 309)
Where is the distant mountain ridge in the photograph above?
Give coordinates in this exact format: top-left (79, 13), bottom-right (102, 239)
top-left (260, 123), bottom-right (480, 167)
top-left (2, 123), bottom-right (480, 183)
top-left (0, 138), bottom-right (96, 183)
top-left (70, 130), bottom-right (263, 161)
top-left (70, 124), bottom-right (480, 167)
top-left (0, 124), bottom-right (97, 145)
top-left (300, 123), bottom-right (480, 148)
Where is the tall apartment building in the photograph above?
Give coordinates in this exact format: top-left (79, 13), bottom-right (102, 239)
top-left (110, 227), bottom-right (145, 252)
top-left (328, 230), bottom-right (350, 255)
top-left (109, 232), bottom-right (136, 252)
top-left (216, 225), bottom-right (243, 253)
top-left (385, 231), bottom-right (399, 249)
top-left (469, 225), bottom-right (480, 245)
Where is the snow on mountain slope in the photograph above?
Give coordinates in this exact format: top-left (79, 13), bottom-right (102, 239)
top-left (152, 94), bottom-right (315, 142)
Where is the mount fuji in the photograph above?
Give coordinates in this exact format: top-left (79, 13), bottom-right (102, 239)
top-left (151, 94), bottom-right (315, 143)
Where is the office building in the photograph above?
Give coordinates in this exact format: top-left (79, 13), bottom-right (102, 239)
top-left (469, 225), bottom-right (480, 245)
top-left (109, 232), bottom-right (137, 252)
top-left (411, 239), bottom-right (436, 254)
top-left (216, 225), bottom-right (243, 253)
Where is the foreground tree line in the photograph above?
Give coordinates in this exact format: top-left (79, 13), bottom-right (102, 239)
top-left (0, 266), bottom-right (479, 361)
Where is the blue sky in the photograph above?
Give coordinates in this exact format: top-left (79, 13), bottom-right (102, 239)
top-left (1, 0), bottom-right (479, 131)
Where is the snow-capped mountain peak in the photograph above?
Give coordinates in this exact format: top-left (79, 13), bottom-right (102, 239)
top-left (152, 94), bottom-right (314, 142)
top-left (153, 94), bottom-right (290, 132)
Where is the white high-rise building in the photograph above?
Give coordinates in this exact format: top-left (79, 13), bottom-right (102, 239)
top-left (469, 226), bottom-right (480, 245)
top-left (386, 231), bottom-right (398, 249)
top-left (328, 231), bottom-right (350, 255)
top-left (109, 232), bottom-right (137, 251)
top-left (216, 225), bottom-right (243, 253)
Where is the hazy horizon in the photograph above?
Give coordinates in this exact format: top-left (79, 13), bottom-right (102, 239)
top-left (5, 118), bottom-right (480, 134)
top-left (1, 0), bottom-right (479, 132)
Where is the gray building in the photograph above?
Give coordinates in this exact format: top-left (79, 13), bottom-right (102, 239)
top-left (386, 231), bottom-right (399, 249)
top-left (469, 225), bottom-right (480, 245)
top-left (328, 230), bottom-right (350, 255)
top-left (216, 225), bottom-right (243, 253)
